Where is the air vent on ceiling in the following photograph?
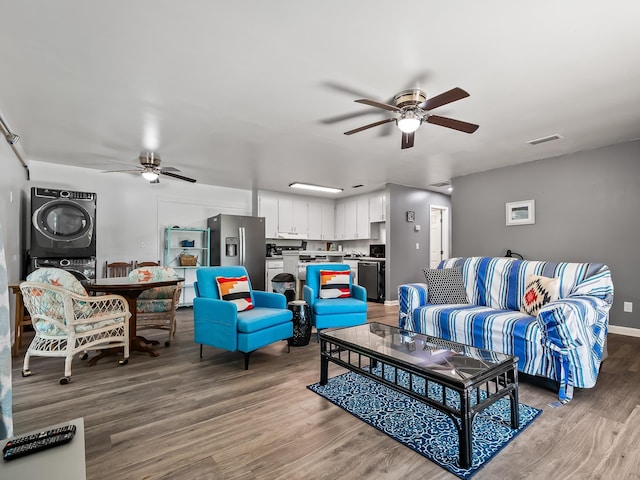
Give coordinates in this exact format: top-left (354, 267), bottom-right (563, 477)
top-left (429, 181), bottom-right (451, 188)
top-left (527, 134), bottom-right (564, 145)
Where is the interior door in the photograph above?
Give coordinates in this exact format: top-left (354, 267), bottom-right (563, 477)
top-left (429, 206), bottom-right (450, 268)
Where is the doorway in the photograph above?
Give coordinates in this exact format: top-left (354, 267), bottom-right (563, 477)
top-left (429, 205), bottom-right (450, 268)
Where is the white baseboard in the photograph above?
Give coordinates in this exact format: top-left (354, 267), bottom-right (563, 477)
top-left (609, 325), bottom-right (640, 337)
top-left (384, 300), bottom-right (399, 306)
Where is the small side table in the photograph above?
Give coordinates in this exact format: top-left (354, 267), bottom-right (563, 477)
top-left (9, 284), bottom-right (31, 357)
top-left (287, 300), bottom-right (312, 347)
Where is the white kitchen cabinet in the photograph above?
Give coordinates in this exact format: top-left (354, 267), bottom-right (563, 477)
top-left (339, 195), bottom-right (370, 240)
top-left (344, 259), bottom-right (359, 285)
top-left (265, 259), bottom-right (284, 293)
top-left (369, 190), bottom-right (386, 222)
top-left (344, 198), bottom-right (357, 239)
top-left (334, 201), bottom-right (345, 240)
top-left (308, 199), bottom-right (335, 240)
top-left (258, 191), bottom-right (279, 238)
top-left (278, 195), bottom-right (309, 236)
top-left (356, 195), bottom-right (370, 239)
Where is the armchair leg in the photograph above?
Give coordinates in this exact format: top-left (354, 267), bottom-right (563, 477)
top-left (244, 351), bottom-right (252, 370)
top-left (199, 344), bottom-right (203, 359)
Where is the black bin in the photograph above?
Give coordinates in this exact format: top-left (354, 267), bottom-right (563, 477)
top-left (272, 272), bottom-right (296, 303)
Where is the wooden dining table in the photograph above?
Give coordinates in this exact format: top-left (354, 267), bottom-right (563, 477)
top-left (84, 276), bottom-right (183, 362)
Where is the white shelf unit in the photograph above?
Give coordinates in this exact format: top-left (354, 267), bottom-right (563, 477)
top-left (165, 227), bottom-right (210, 306)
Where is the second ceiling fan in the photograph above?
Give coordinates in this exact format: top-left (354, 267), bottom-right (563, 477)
top-left (344, 87), bottom-right (479, 149)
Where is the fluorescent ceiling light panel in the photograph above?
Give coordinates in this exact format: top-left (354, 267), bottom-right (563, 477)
top-left (289, 182), bottom-right (343, 193)
top-left (527, 134), bottom-right (564, 145)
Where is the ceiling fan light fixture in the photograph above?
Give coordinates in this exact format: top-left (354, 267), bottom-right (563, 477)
top-left (397, 111), bottom-right (421, 134)
top-left (289, 182), bottom-right (343, 194)
top-left (142, 168), bottom-right (159, 181)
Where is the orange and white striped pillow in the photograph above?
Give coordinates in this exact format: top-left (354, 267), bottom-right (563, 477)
top-left (215, 275), bottom-right (253, 311)
top-left (319, 269), bottom-right (351, 299)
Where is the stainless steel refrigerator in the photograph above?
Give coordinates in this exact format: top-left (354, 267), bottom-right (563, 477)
top-left (208, 214), bottom-right (266, 290)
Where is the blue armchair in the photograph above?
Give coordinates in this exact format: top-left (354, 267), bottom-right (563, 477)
top-left (303, 264), bottom-right (368, 338)
top-left (194, 266), bottom-right (293, 369)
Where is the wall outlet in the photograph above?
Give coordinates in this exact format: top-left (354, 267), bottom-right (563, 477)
top-left (624, 302), bottom-right (633, 313)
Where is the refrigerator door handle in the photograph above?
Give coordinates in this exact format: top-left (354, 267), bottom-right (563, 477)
top-left (239, 227), bottom-right (245, 265)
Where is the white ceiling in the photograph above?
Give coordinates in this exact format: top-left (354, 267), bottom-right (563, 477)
top-left (1, 1), bottom-right (640, 198)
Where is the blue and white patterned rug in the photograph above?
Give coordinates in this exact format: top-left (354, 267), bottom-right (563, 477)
top-left (308, 370), bottom-right (542, 479)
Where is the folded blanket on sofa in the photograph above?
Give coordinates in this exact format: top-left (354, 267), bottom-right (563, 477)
top-left (398, 257), bottom-right (613, 402)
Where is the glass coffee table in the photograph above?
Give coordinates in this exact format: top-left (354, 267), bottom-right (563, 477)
top-left (319, 322), bottom-right (519, 469)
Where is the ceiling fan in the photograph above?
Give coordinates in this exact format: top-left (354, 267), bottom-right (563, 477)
top-left (102, 152), bottom-right (196, 183)
top-left (344, 87), bottom-right (479, 149)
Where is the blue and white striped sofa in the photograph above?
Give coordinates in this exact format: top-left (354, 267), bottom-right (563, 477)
top-left (398, 257), bottom-right (613, 402)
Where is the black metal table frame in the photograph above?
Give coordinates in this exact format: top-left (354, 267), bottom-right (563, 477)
top-left (319, 331), bottom-right (519, 469)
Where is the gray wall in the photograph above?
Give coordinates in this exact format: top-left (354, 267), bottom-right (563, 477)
top-left (387, 183), bottom-right (451, 301)
top-left (451, 140), bottom-right (640, 329)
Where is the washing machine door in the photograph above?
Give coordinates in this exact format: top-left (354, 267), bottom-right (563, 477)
top-left (33, 200), bottom-right (94, 244)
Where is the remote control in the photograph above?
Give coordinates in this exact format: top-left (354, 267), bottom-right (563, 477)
top-left (3, 426), bottom-right (76, 461)
top-left (3, 424), bottom-right (76, 453)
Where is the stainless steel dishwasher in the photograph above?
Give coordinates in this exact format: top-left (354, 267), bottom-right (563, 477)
top-left (358, 260), bottom-right (385, 302)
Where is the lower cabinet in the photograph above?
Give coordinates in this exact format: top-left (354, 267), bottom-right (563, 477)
top-left (265, 259), bottom-right (284, 293)
top-left (344, 259), bottom-right (359, 285)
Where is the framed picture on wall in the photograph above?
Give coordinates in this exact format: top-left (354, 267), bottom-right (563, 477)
top-left (506, 200), bottom-right (535, 226)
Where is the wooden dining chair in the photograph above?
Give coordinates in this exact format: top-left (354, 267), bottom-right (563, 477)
top-left (104, 261), bottom-right (134, 278)
top-left (135, 260), bottom-right (160, 268)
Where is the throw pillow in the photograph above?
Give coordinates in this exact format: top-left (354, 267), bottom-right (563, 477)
top-left (520, 274), bottom-right (559, 317)
top-left (422, 267), bottom-right (469, 305)
top-left (215, 275), bottom-right (254, 312)
top-left (319, 269), bottom-right (351, 299)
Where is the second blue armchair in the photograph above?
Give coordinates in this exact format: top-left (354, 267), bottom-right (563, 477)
top-left (194, 266), bottom-right (293, 369)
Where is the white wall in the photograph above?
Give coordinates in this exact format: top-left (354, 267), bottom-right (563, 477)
top-left (28, 161), bottom-right (252, 272)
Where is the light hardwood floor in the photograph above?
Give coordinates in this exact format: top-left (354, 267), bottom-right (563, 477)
top-left (9, 303), bottom-right (640, 480)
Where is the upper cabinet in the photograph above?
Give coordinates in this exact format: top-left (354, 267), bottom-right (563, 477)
top-left (369, 190), bottom-right (386, 222)
top-left (336, 195), bottom-right (370, 240)
top-left (308, 199), bottom-right (335, 240)
top-left (258, 191), bottom-right (310, 239)
top-left (259, 191), bottom-right (279, 238)
top-left (278, 196), bottom-right (308, 236)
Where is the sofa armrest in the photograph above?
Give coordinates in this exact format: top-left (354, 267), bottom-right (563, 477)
top-left (351, 284), bottom-right (367, 302)
top-left (253, 290), bottom-right (287, 309)
top-left (537, 295), bottom-right (610, 352)
top-left (193, 297), bottom-right (239, 351)
top-left (398, 283), bottom-right (429, 330)
top-left (537, 295), bottom-right (611, 401)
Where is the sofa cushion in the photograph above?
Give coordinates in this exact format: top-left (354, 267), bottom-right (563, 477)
top-left (423, 267), bottom-right (469, 305)
top-left (319, 269), bottom-right (351, 299)
top-left (520, 274), bottom-right (559, 317)
top-left (216, 275), bottom-right (254, 312)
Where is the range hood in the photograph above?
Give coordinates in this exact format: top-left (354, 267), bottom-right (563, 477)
top-left (277, 232), bottom-right (309, 240)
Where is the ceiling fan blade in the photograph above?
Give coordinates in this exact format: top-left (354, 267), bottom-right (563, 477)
top-left (160, 171), bottom-right (197, 183)
top-left (420, 87), bottom-right (470, 111)
top-left (354, 99), bottom-right (401, 113)
top-left (426, 115), bottom-right (479, 133)
top-left (401, 132), bottom-right (415, 149)
top-left (344, 118), bottom-right (395, 135)
top-left (158, 166), bottom-right (180, 172)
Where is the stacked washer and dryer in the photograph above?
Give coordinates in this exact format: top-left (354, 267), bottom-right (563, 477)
top-left (28, 187), bottom-right (97, 281)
